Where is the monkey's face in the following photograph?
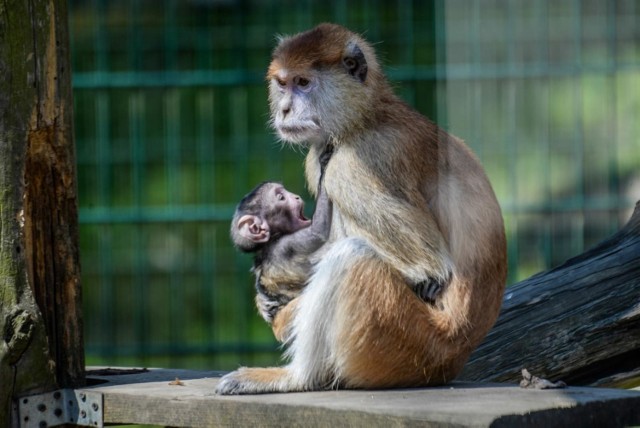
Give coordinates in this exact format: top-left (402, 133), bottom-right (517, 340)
top-left (267, 24), bottom-right (375, 146)
top-left (266, 184), bottom-right (311, 235)
top-left (268, 69), bottom-right (326, 145)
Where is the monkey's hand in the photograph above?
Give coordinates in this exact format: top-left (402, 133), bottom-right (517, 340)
top-left (414, 274), bottom-right (450, 303)
top-left (255, 292), bottom-right (289, 326)
top-left (318, 142), bottom-right (335, 176)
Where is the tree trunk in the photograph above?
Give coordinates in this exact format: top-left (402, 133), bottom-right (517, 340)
top-left (462, 201), bottom-right (640, 388)
top-left (0, 0), bottom-right (84, 426)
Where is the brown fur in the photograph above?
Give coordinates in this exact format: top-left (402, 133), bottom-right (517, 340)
top-left (271, 297), bottom-right (298, 343)
top-left (216, 23), bottom-right (506, 395)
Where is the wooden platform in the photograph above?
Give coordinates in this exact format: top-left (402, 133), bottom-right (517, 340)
top-left (80, 367), bottom-right (640, 427)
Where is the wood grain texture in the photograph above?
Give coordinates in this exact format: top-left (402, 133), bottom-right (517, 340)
top-left (22, 0), bottom-right (85, 389)
top-left (0, 0), bottom-right (82, 425)
top-left (83, 368), bottom-right (640, 427)
top-left (462, 201), bottom-right (640, 387)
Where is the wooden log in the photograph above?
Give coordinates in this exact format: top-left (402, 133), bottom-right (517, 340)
top-left (461, 201), bottom-right (640, 387)
top-left (0, 0), bottom-right (83, 425)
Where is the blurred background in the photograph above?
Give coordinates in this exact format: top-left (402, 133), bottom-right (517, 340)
top-left (69, 0), bottom-right (640, 371)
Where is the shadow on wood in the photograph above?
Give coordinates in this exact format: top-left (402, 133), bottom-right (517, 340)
top-left (462, 200), bottom-right (640, 388)
top-left (78, 367), bottom-right (640, 428)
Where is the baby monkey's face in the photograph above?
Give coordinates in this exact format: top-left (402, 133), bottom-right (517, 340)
top-left (265, 183), bottom-right (311, 235)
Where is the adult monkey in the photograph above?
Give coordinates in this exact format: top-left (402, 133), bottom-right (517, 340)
top-left (216, 23), bottom-right (507, 395)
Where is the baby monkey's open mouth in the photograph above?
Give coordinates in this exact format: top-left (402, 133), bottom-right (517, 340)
top-left (299, 207), bottom-right (309, 221)
top-left (298, 206), bottom-right (311, 225)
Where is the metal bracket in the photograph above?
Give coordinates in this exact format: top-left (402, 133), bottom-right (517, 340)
top-left (17, 389), bottom-right (103, 428)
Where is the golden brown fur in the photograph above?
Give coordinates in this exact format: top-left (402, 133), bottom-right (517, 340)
top-left (216, 23), bottom-right (506, 395)
top-left (271, 298), bottom-right (298, 343)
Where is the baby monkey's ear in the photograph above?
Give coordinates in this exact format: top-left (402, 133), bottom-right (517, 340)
top-left (237, 215), bottom-right (270, 244)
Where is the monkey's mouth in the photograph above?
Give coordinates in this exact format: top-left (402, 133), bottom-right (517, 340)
top-left (281, 125), bottom-right (310, 134)
top-left (279, 125), bottom-right (317, 138)
top-left (276, 119), bottom-right (322, 143)
top-left (298, 206), bottom-right (311, 226)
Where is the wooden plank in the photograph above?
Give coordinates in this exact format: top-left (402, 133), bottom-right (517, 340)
top-left (84, 368), bottom-right (640, 427)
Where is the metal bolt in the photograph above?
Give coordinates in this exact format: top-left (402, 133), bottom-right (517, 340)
top-left (23, 398), bottom-right (29, 404)
top-left (92, 402), bottom-right (99, 411)
top-left (79, 392), bottom-right (87, 402)
top-left (54, 408), bottom-right (63, 417)
top-left (37, 403), bottom-right (46, 412)
top-left (39, 421), bottom-right (47, 428)
top-left (53, 391), bottom-right (61, 400)
top-left (80, 410), bottom-right (87, 419)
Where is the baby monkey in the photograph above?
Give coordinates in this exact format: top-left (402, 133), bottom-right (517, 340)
top-left (230, 147), bottom-right (334, 341)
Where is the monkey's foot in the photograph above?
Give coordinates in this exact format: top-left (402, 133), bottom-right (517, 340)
top-left (215, 367), bottom-right (297, 395)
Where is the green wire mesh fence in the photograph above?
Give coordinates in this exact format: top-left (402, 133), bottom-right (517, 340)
top-left (69, 0), bottom-right (640, 370)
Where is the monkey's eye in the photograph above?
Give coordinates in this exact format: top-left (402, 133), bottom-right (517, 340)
top-left (276, 193), bottom-right (286, 202)
top-left (343, 57), bottom-right (357, 70)
top-left (294, 76), bottom-right (311, 89)
top-left (275, 77), bottom-right (287, 88)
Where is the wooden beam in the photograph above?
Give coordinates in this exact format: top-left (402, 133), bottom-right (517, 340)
top-left (21, 0), bottom-right (85, 389)
top-left (462, 201), bottom-right (640, 387)
top-left (0, 0), bottom-right (83, 425)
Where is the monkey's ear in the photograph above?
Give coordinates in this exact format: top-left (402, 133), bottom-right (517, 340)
top-left (237, 214), bottom-right (270, 244)
top-left (343, 41), bottom-right (368, 83)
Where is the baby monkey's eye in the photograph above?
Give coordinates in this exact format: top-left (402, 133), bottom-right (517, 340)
top-left (276, 193), bottom-right (286, 201)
